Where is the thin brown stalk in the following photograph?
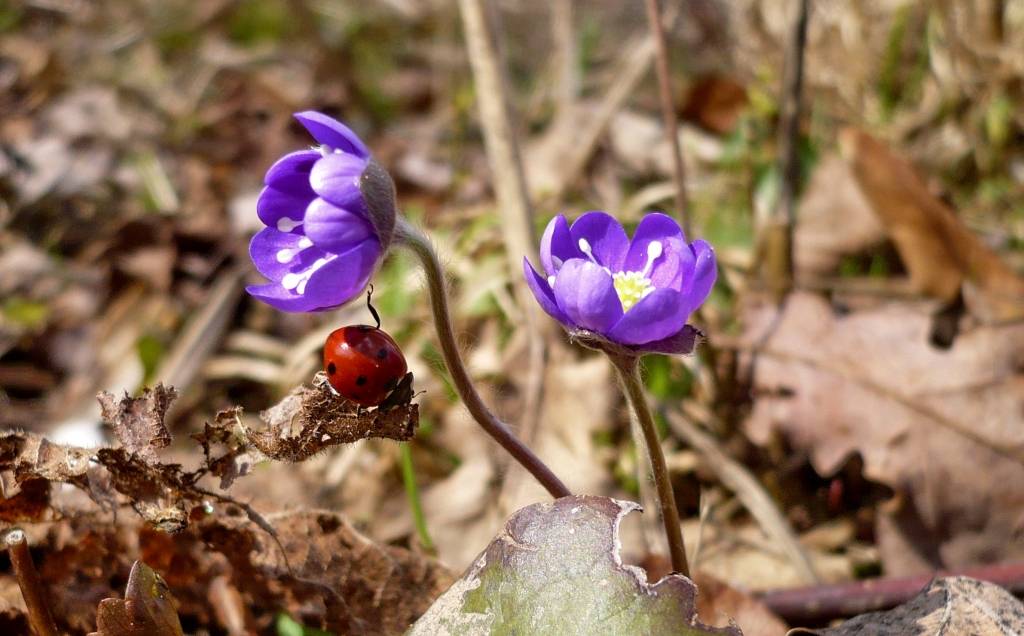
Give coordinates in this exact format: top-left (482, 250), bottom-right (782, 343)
top-left (759, 0), bottom-right (811, 297)
top-left (643, 0), bottom-right (691, 236)
top-left (5, 528), bottom-right (58, 636)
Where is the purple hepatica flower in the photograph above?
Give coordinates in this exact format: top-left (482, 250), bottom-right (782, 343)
top-left (523, 211), bottom-right (716, 355)
top-left (247, 111), bottom-right (387, 312)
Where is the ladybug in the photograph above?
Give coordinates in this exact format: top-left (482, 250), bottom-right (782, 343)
top-left (323, 288), bottom-right (410, 408)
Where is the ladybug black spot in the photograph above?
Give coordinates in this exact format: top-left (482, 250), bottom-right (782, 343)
top-left (327, 362), bottom-right (337, 375)
top-left (355, 375), bottom-right (368, 386)
top-left (377, 348), bottom-right (388, 360)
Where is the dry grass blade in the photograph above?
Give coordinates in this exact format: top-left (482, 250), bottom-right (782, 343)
top-left (667, 407), bottom-right (820, 584)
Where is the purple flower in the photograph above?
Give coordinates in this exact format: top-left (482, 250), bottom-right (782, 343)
top-left (523, 211), bottom-right (716, 355)
top-left (247, 111), bottom-right (389, 312)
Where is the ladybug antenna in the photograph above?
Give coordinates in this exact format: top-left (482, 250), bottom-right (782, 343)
top-left (366, 285), bottom-right (381, 329)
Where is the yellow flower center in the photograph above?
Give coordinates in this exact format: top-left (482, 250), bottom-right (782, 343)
top-left (613, 271), bottom-right (655, 311)
top-left (577, 237), bottom-right (664, 313)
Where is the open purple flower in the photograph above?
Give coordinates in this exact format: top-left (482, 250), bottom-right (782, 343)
top-left (247, 111), bottom-right (390, 312)
top-left (523, 211), bottom-right (716, 355)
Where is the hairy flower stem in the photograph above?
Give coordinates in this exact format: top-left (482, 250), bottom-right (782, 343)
top-left (608, 354), bottom-right (690, 576)
top-left (5, 528), bottom-right (58, 636)
top-left (395, 218), bottom-right (571, 499)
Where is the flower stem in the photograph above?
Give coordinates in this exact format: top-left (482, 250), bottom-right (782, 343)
top-left (5, 528), bottom-right (58, 636)
top-left (400, 442), bottom-right (435, 553)
top-left (608, 353), bottom-right (690, 576)
top-left (394, 218), bottom-right (571, 499)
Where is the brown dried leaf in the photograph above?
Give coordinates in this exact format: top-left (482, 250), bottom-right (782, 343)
top-left (199, 509), bottom-right (454, 635)
top-left (794, 155), bottom-right (886, 277)
top-left (89, 561), bottom-right (183, 636)
top-left (840, 129), bottom-right (1024, 321)
top-left (250, 378), bottom-right (418, 462)
top-left (98, 385), bottom-right (176, 462)
top-left (744, 293), bottom-right (1024, 574)
top-left (793, 576), bottom-right (1024, 635)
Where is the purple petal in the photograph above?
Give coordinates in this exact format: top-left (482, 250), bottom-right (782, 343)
top-left (303, 198), bottom-right (375, 252)
top-left (607, 288), bottom-right (685, 345)
top-left (552, 259), bottom-right (623, 333)
top-left (246, 239), bottom-right (380, 312)
top-left (679, 240), bottom-right (717, 314)
top-left (629, 325), bottom-right (702, 355)
top-left (301, 238), bottom-right (380, 309)
top-left (523, 257), bottom-right (570, 324)
top-left (256, 185), bottom-right (314, 231)
top-left (569, 211), bottom-right (630, 271)
top-left (622, 213), bottom-right (689, 290)
top-left (539, 215), bottom-right (582, 276)
top-left (246, 281), bottom-right (325, 313)
top-left (264, 150), bottom-right (318, 193)
top-left (249, 227), bottom-right (322, 281)
top-left (294, 111), bottom-right (370, 159)
top-left (309, 153), bottom-right (368, 212)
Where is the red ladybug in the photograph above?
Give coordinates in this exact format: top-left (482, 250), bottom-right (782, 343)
top-left (323, 325), bottom-right (408, 407)
top-left (322, 286), bottom-right (409, 408)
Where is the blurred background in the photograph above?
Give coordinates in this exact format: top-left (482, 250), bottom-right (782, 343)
top-left (1, 0), bottom-right (1023, 632)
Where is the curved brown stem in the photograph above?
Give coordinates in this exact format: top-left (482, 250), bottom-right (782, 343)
top-left (395, 218), bottom-right (571, 499)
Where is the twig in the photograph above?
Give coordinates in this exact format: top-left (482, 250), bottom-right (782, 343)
top-left (551, 0), bottom-right (578, 129)
top-left (395, 218), bottom-right (571, 499)
top-left (759, 560), bottom-right (1024, 625)
top-left (666, 405), bottom-right (820, 584)
top-left (643, 0), bottom-right (691, 235)
top-left (543, 2), bottom-right (681, 202)
top-left (400, 442), bottom-right (435, 553)
top-left (609, 353), bottom-right (690, 576)
top-left (757, 0), bottom-right (810, 297)
top-left (456, 0), bottom-right (547, 483)
top-left (4, 528), bottom-right (58, 636)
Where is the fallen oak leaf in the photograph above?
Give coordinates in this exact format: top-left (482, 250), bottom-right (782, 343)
top-left (89, 560), bottom-right (183, 636)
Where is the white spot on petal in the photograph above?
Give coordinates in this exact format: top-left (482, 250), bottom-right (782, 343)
top-left (277, 217), bottom-right (301, 232)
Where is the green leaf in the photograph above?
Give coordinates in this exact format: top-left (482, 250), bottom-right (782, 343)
top-left (408, 496), bottom-right (740, 636)
top-left (276, 614), bottom-right (334, 636)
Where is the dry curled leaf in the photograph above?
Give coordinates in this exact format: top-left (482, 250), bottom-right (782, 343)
top-left (98, 385), bottom-right (176, 462)
top-left (744, 293), bottom-right (1024, 574)
top-left (840, 129), bottom-right (1024, 322)
top-left (89, 561), bottom-right (183, 636)
top-left (249, 377), bottom-right (418, 462)
top-left (792, 576), bottom-right (1024, 635)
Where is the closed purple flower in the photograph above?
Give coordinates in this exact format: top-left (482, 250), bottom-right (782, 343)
top-left (247, 111), bottom-right (388, 312)
top-left (523, 211), bottom-right (716, 354)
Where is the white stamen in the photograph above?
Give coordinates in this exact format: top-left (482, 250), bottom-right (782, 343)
top-left (642, 240), bottom-right (663, 277)
top-left (551, 255), bottom-right (564, 269)
top-left (277, 217), bottom-right (301, 232)
top-left (547, 275), bottom-right (556, 287)
top-left (281, 272), bottom-right (303, 290)
top-left (275, 237), bottom-right (314, 264)
top-left (317, 144), bottom-right (333, 157)
top-left (295, 257), bottom-right (331, 294)
top-left (577, 238), bottom-right (611, 274)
